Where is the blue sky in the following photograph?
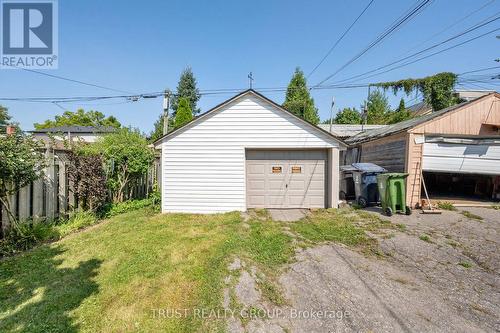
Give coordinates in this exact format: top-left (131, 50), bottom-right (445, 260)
top-left (1, 0), bottom-right (499, 132)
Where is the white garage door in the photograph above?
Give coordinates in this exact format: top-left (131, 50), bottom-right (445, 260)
top-left (423, 141), bottom-right (500, 175)
top-left (246, 150), bottom-right (326, 208)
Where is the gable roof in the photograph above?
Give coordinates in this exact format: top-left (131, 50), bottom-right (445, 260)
top-left (31, 126), bottom-right (117, 134)
top-left (346, 92), bottom-right (500, 145)
top-left (153, 89), bottom-right (347, 148)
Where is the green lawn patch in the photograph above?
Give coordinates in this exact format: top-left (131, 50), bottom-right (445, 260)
top-left (290, 209), bottom-right (368, 246)
top-left (0, 206), bottom-right (384, 332)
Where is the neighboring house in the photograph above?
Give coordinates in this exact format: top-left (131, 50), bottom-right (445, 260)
top-left (30, 125), bottom-right (116, 146)
top-left (317, 124), bottom-right (388, 140)
top-left (154, 89), bottom-right (347, 214)
top-left (345, 92), bottom-right (500, 207)
top-left (406, 90), bottom-right (495, 117)
top-left (407, 101), bottom-right (433, 117)
top-left (455, 90), bottom-right (496, 101)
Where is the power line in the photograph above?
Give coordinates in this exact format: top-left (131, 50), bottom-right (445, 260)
top-left (6, 65), bottom-right (134, 94)
top-left (397, 0), bottom-right (496, 58)
top-left (313, 0), bottom-right (433, 87)
top-left (459, 65), bottom-right (500, 75)
top-left (306, 0), bottom-right (375, 78)
top-left (348, 27), bottom-right (500, 83)
top-left (328, 22), bottom-right (500, 84)
top-left (330, 13), bottom-right (500, 85)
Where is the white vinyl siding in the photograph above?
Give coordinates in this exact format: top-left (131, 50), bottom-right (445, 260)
top-left (160, 93), bottom-right (341, 213)
top-left (423, 142), bottom-right (500, 175)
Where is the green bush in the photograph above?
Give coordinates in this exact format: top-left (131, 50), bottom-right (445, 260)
top-left (54, 211), bottom-right (98, 237)
top-left (0, 212), bottom-right (98, 256)
top-left (0, 222), bottom-right (51, 255)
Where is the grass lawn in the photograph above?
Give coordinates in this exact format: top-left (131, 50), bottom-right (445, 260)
top-left (0, 207), bottom-right (390, 332)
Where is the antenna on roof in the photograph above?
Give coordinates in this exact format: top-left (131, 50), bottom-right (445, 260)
top-left (248, 72), bottom-right (254, 89)
top-left (329, 97), bottom-right (335, 133)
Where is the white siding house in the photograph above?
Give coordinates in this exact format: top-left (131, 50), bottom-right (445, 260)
top-left (154, 90), bottom-right (346, 214)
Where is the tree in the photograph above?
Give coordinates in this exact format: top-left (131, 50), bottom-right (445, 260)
top-left (0, 105), bottom-right (11, 134)
top-left (365, 90), bottom-right (390, 124)
top-left (34, 109), bottom-right (121, 129)
top-left (283, 67), bottom-right (320, 124)
top-left (67, 150), bottom-right (107, 212)
top-left (332, 107), bottom-right (363, 124)
top-left (388, 98), bottom-right (412, 124)
top-left (0, 132), bottom-right (44, 227)
top-left (174, 98), bottom-right (193, 129)
top-left (149, 113), bottom-right (164, 143)
top-left (85, 128), bottom-right (154, 203)
top-left (375, 72), bottom-right (458, 111)
top-left (171, 67), bottom-right (201, 115)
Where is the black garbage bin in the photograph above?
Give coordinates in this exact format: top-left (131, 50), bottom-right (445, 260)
top-left (340, 163), bottom-right (387, 207)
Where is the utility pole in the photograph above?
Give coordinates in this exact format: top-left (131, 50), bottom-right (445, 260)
top-left (248, 72), bottom-right (254, 89)
top-left (163, 90), bottom-right (170, 135)
top-left (362, 84), bottom-right (371, 130)
top-left (329, 97), bottom-right (335, 133)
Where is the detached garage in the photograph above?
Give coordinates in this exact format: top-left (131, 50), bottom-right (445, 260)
top-left (154, 89), bottom-right (346, 214)
top-left (346, 92), bottom-right (500, 207)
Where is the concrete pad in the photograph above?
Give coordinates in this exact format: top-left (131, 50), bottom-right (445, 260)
top-left (268, 209), bottom-right (308, 222)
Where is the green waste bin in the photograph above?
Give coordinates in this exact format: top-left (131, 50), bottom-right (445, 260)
top-left (376, 173), bottom-right (412, 216)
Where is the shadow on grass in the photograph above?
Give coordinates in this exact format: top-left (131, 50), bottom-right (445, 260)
top-left (0, 245), bottom-right (101, 332)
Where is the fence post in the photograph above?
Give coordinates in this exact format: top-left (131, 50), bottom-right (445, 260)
top-left (18, 184), bottom-right (30, 222)
top-left (32, 178), bottom-right (44, 221)
top-left (45, 149), bottom-right (56, 221)
top-left (58, 159), bottom-right (68, 217)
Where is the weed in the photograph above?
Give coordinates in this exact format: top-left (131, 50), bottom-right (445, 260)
top-left (419, 234), bottom-right (431, 242)
top-left (257, 279), bottom-right (286, 306)
top-left (396, 223), bottom-right (406, 230)
top-left (458, 261), bottom-right (472, 268)
top-left (460, 211), bottom-right (483, 221)
top-left (437, 201), bottom-right (456, 211)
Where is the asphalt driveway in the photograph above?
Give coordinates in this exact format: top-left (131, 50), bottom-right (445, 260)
top-left (229, 207), bottom-right (500, 332)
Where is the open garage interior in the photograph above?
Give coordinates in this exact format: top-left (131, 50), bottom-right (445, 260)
top-left (246, 149), bottom-right (328, 209)
top-left (423, 172), bottom-right (500, 204)
top-left (421, 137), bottom-right (500, 204)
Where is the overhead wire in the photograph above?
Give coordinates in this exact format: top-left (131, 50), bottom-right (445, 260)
top-left (313, 0), bottom-right (434, 87)
top-left (306, 0), bottom-right (375, 78)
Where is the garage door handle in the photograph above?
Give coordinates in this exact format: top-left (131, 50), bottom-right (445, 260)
top-left (286, 184), bottom-right (288, 188)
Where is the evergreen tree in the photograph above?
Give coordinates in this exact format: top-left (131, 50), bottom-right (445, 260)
top-left (149, 113), bottom-right (164, 142)
top-left (333, 107), bottom-right (362, 124)
top-left (365, 90), bottom-right (390, 124)
top-left (389, 98), bottom-right (412, 124)
top-left (0, 105), bottom-right (11, 133)
top-left (174, 98), bottom-right (193, 129)
top-left (171, 67), bottom-right (201, 115)
top-left (283, 67), bottom-right (320, 124)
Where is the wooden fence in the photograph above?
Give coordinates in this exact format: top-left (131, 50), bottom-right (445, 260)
top-left (0, 149), bottom-right (160, 237)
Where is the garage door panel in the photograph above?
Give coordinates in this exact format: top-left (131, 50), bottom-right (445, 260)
top-left (423, 142), bottom-right (500, 175)
top-left (247, 164), bottom-right (266, 174)
top-left (246, 155), bottom-right (326, 208)
top-left (248, 195), bottom-right (265, 206)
